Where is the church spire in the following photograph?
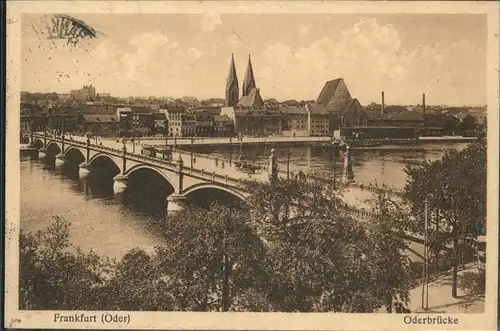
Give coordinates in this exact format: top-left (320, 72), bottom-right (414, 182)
top-left (225, 53), bottom-right (239, 107)
top-left (242, 54), bottom-right (256, 97)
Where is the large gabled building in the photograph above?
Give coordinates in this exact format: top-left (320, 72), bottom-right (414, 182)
top-left (314, 78), bottom-right (367, 133)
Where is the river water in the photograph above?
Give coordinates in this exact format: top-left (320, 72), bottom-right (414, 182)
top-left (20, 142), bottom-right (467, 259)
top-left (189, 142), bottom-right (468, 188)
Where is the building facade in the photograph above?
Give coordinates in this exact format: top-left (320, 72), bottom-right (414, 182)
top-left (232, 108), bottom-right (282, 136)
top-left (280, 106), bottom-right (309, 136)
top-left (213, 115), bottom-right (234, 137)
top-left (82, 114), bottom-right (120, 137)
top-left (164, 107), bottom-right (187, 137)
top-left (70, 85), bottom-right (97, 102)
top-left (193, 110), bottom-right (214, 137)
top-left (306, 105), bottom-right (330, 136)
top-left (181, 114), bottom-right (197, 137)
top-left (153, 112), bottom-right (167, 135)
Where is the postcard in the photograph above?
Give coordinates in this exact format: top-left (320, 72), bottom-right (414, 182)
top-left (4, 1), bottom-right (499, 330)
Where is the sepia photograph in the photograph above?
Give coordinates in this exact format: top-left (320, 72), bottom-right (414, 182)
top-left (4, 1), bottom-right (499, 330)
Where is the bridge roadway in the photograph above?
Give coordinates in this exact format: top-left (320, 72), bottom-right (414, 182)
top-left (24, 132), bottom-right (397, 219)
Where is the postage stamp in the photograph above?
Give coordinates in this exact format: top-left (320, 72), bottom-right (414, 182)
top-left (4, 1), bottom-right (499, 330)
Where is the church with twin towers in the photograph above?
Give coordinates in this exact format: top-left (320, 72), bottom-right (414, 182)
top-left (225, 53), bottom-right (265, 108)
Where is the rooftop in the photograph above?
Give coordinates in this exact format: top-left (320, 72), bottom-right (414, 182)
top-left (213, 115), bottom-right (233, 123)
top-left (280, 106), bottom-right (307, 115)
top-left (316, 78), bottom-right (343, 105)
top-left (164, 107), bottom-right (187, 114)
top-left (193, 110), bottom-right (215, 120)
top-left (82, 114), bottom-right (118, 123)
top-left (237, 88), bottom-right (264, 108)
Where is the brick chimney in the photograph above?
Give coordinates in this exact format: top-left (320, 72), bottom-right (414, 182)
top-left (381, 91), bottom-right (385, 114)
top-left (422, 93), bottom-right (426, 115)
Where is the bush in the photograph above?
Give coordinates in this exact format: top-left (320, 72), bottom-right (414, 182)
top-left (458, 271), bottom-right (485, 297)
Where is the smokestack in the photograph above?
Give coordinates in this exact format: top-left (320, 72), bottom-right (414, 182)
top-left (422, 93), bottom-right (426, 115)
top-left (381, 91), bottom-right (385, 114)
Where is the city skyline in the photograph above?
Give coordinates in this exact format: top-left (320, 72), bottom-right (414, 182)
top-left (22, 13), bottom-right (487, 106)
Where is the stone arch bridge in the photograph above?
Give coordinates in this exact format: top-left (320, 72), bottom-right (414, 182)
top-left (27, 132), bottom-right (250, 215)
top-left (23, 132), bottom-right (424, 259)
top-left (23, 132), bottom-right (403, 224)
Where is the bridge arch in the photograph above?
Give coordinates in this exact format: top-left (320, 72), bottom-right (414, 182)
top-left (31, 138), bottom-right (44, 149)
top-left (64, 146), bottom-right (86, 164)
top-left (88, 153), bottom-right (119, 167)
top-left (182, 183), bottom-right (246, 209)
top-left (21, 135), bottom-right (30, 144)
top-left (123, 164), bottom-right (176, 215)
top-left (88, 153), bottom-right (121, 177)
top-left (45, 141), bottom-right (61, 155)
top-left (182, 183), bottom-right (246, 201)
top-left (124, 164), bottom-right (176, 189)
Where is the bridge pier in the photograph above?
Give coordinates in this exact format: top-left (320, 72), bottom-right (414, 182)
top-left (113, 174), bottom-right (129, 194)
top-left (55, 154), bottom-right (67, 167)
top-left (38, 148), bottom-right (47, 160)
top-left (78, 162), bottom-right (92, 178)
top-left (166, 194), bottom-right (186, 218)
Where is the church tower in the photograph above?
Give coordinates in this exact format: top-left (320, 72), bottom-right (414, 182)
top-left (242, 54), bottom-right (257, 97)
top-left (225, 54), bottom-right (239, 107)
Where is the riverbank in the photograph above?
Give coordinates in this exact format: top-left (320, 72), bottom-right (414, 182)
top-left (137, 135), bottom-right (477, 148)
top-left (27, 132), bottom-right (477, 149)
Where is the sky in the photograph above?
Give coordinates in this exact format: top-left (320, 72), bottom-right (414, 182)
top-left (21, 13), bottom-right (487, 105)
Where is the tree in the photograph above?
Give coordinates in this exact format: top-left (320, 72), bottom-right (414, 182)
top-left (282, 99), bottom-right (299, 107)
top-left (19, 216), bottom-right (109, 310)
top-left (155, 202), bottom-right (269, 311)
top-left (458, 114), bottom-right (478, 135)
top-left (100, 248), bottom-right (177, 311)
top-left (20, 217), bottom-right (180, 311)
top-left (244, 177), bottom-right (412, 312)
top-left (365, 102), bottom-right (382, 113)
top-left (403, 139), bottom-right (486, 297)
top-left (458, 270), bottom-right (485, 298)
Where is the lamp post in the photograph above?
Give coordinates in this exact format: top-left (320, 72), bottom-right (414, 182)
top-left (286, 145), bottom-right (291, 180)
top-left (421, 197), bottom-right (429, 311)
top-left (29, 120), bottom-right (34, 144)
top-left (121, 138), bottom-right (127, 172)
top-left (425, 198), bottom-right (429, 311)
top-left (332, 140), bottom-right (340, 188)
top-left (190, 137), bottom-right (194, 169)
top-left (132, 117), bottom-right (137, 153)
top-left (164, 119), bottom-right (168, 159)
